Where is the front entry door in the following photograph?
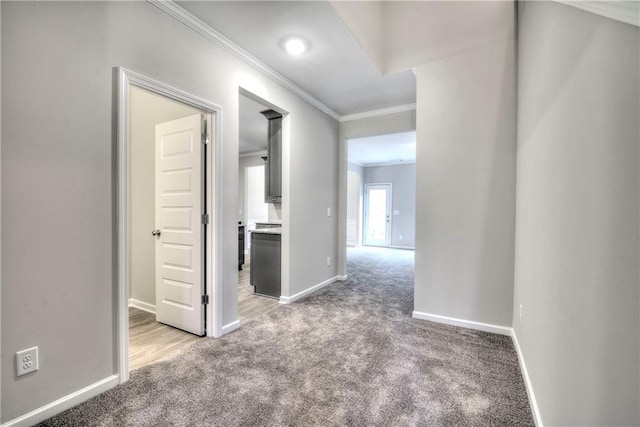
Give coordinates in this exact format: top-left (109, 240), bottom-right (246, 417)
top-left (155, 113), bottom-right (205, 336)
top-left (363, 183), bottom-right (392, 247)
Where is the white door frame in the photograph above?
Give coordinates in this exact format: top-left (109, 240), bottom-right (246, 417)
top-left (116, 67), bottom-right (223, 384)
top-left (363, 183), bottom-right (393, 247)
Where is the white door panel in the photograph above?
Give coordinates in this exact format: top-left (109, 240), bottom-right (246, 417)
top-left (155, 113), bottom-right (204, 336)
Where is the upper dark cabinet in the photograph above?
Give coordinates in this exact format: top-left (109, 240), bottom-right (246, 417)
top-left (260, 109), bottom-right (282, 203)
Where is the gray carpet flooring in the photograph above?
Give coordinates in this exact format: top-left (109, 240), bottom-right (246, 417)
top-left (40, 247), bottom-right (533, 426)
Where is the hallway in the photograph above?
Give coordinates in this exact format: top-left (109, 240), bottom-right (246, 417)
top-left (40, 248), bottom-right (532, 426)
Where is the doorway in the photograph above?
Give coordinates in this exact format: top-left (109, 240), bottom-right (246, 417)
top-left (117, 68), bottom-right (223, 382)
top-left (237, 91), bottom-right (283, 323)
top-left (363, 183), bottom-right (392, 247)
top-left (127, 86), bottom-right (209, 370)
top-left (346, 130), bottom-right (416, 251)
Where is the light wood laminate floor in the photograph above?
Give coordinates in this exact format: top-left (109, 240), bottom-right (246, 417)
top-left (129, 256), bottom-right (280, 371)
top-left (238, 255), bottom-right (281, 324)
top-left (129, 308), bottom-right (200, 371)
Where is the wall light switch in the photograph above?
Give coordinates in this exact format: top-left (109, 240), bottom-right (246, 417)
top-left (393, 210), bottom-right (400, 215)
top-left (327, 208), bottom-right (331, 217)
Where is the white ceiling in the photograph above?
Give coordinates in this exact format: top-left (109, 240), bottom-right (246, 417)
top-left (331, 1), bottom-right (516, 75)
top-left (348, 131), bottom-right (416, 167)
top-left (175, 1), bottom-right (416, 116)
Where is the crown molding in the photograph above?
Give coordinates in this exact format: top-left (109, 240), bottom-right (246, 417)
top-left (554, 1), bottom-right (639, 27)
top-left (147, 0), bottom-right (341, 121)
top-left (339, 103), bottom-right (416, 123)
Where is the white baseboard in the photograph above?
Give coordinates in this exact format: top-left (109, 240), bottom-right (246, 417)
top-left (280, 275), bottom-right (340, 304)
top-left (336, 274), bottom-right (348, 281)
top-left (2, 375), bottom-right (119, 427)
top-left (128, 298), bottom-right (156, 314)
top-left (221, 320), bottom-right (240, 335)
top-left (411, 311), bottom-right (542, 425)
top-left (511, 329), bottom-right (544, 427)
top-left (411, 310), bottom-right (512, 336)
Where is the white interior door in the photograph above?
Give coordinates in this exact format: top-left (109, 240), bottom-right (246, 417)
top-left (364, 183), bottom-right (392, 247)
top-left (155, 113), bottom-right (205, 336)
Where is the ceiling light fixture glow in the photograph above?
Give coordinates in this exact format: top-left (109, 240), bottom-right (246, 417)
top-left (284, 38), bottom-right (307, 56)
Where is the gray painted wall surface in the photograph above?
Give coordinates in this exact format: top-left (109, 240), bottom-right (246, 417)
top-left (514, 3), bottom-right (639, 425)
top-left (129, 86), bottom-right (200, 308)
top-left (338, 110), bottom-right (416, 275)
top-left (347, 162), bottom-right (363, 247)
top-left (363, 164), bottom-right (415, 248)
top-left (1, 2), bottom-right (338, 421)
top-left (414, 39), bottom-right (517, 327)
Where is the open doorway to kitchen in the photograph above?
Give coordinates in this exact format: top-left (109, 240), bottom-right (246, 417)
top-left (237, 91), bottom-right (283, 324)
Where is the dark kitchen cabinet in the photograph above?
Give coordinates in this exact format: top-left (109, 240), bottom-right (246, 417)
top-left (238, 225), bottom-right (245, 270)
top-left (260, 109), bottom-right (282, 203)
top-left (250, 232), bottom-right (281, 298)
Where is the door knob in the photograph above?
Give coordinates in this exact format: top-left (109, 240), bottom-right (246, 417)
top-left (152, 229), bottom-right (161, 237)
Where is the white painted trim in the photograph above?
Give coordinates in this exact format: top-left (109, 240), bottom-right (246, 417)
top-left (1, 375), bottom-right (119, 427)
top-left (116, 67), bottom-right (224, 385)
top-left (221, 320), bottom-right (240, 335)
top-left (339, 103), bottom-right (416, 123)
top-left (390, 245), bottom-right (415, 250)
top-left (336, 274), bottom-right (348, 281)
top-left (361, 160), bottom-right (416, 168)
top-left (511, 329), bottom-right (544, 427)
top-left (116, 67), bottom-right (129, 384)
top-left (147, 0), bottom-right (340, 121)
top-left (411, 311), bottom-right (512, 336)
top-left (279, 275), bottom-right (341, 304)
top-left (128, 298), bottom-right (156, 314)
top-left (554, 1), bottom-right (639, 27)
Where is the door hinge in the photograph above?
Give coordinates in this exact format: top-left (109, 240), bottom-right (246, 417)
top-left (201, 294), bottom-right (209, 305)
top-left (201, 214), bottom-right (209, 224)
top-left (202, 132), bottom-right (210, 145)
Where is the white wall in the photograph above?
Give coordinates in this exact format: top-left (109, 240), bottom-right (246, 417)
top-left (363, 163), bottom-right (415, 248)
top-left (338, 110), bottom-right (416, 275)
top-left (514, 2), bottom-right (639, 425)
top-left (129, 86), bottom-right (200, 308)
top-left (413, 38), bottom-right (517, 328)
top-left (1, 2), bottom-right (338, 422)
top-left (239, 155), bottom-right (267, 223)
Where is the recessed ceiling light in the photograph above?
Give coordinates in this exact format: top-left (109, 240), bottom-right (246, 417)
top-left (284, 38), bottom-right (307, 56)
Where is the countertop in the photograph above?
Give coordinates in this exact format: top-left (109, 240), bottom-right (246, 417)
top-left (250, 228), bottom-right (282, 235)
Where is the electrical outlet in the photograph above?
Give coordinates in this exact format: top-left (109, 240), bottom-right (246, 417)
top-left (326, 256), bottom-right (331, 267)
top-left (519, 304), bottom-right (523, 322)
top-left (16, 346), bottom-right (39, 376)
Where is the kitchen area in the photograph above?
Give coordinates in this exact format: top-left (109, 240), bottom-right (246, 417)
top-left (237, 93), bottom-right (284, 322)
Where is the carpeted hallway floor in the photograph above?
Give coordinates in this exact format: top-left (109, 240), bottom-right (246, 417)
top-left (40, 247), bottom-right (533, 426)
